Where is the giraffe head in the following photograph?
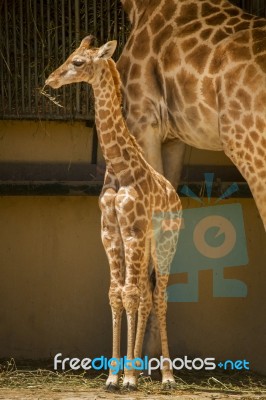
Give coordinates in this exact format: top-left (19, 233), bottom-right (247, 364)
top-left (45, 36), bottom-right (117, 89)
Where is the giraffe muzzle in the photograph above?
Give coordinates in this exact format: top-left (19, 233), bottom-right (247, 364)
top-left (45, 75), bottom-right (62, 89)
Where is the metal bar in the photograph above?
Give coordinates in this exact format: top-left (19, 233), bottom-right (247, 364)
top-left (93, 0), bottom-right (97, 38)
top-left (54, 0), bottom-right (59, 62)
top-left (0, 5), bottom-right (4, 114)
top-left (12, 1), bottom-right (18, 114)
top-left (0, 182), bottom-right (103, 197)
top-left (75, 0), bottom-right (80, 45)
top-left (54, 0), bottom-right (60, 116)
top-left (0, 181), bottom-right (253, 198)
top-left (84, 0), bottom-right (88, 34)
top-left (61, 0), bottom-right (66, 60)
top-left (26, 0), bottom-right (32, 114)
top-left (68, 0), bottom-right (73, 116)
top-left (40, 0), bottom-right (45, 113)
top-left (19, 0), bottom-right (25, 113)
top-left (0, 114), bottom-right (95, 122)
top-left (121, 5), bottom-right (126, 47)
top-left (4, 0), bottom-right (11, 113)
top-left (61, 0), bottom-right (66, 114)
top-left (114, 0), bottom-right (118, 41)
top-left (33, 0), bottom-right (39, 112)
top-left (47, 0), bottom-right (51, 115)
top-left (107, 0), bottom-right (111, 40)
top-left (100, 0), bottom-right (104, 43)
top-left (83, 0), bottom-right (89, 116)
top-left (75, 0), bottom-right (80, 113)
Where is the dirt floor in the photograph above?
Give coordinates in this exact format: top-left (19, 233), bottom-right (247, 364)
top-left (0, 388), bottom-right (266, 400)
top-left (0, 360), bottom-right (265, 400)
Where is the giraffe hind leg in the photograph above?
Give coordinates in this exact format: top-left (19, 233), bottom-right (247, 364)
top-left (100, 188), bottom-right (124, 390)
top-left (222, 129), bottom-right (266, 230)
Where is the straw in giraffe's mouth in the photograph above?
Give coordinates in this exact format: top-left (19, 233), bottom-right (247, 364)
top-left (40, 85), bottom-right (64, 108)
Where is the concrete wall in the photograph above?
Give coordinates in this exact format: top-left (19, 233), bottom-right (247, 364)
top-left (0, 121), bottom-right (265, 373)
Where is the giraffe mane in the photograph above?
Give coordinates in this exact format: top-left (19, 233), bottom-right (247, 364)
top-left (107, 58), bottom-right (145, 157)
top-left (107, 58), bottom-right (122, 105)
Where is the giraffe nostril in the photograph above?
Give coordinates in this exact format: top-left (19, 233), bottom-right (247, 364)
top-left (45, 77), bottom-right (52, 85)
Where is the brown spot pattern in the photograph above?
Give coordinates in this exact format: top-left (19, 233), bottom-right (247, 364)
top-left (201, 3), bottom-right (220, 17)
top-left (176, 69), bottom-right (198, 104)
top-left (185, 44), bottom-right (212, 73)
top-left (153, 25), bottom-right (173, 54)
top-left (212, 29), bottom-right (228, 44)
top-left (132, 27), bottom-right (150, 59)
top-left (127, 83), bottom-right (143, 100)
top-left (161, 0), bottom-right (177, 20)
top-left (178, 21), bottom-right (202, 37)
top-left (200, 28), bottom-right (213, 40)
top-left (256, 54), bottom-right (266, 73)
top-left (130, 63), bottom-right (142, 80)
top-left (162, 42), bottom-right (181, 71)
top-left (181, 38), bottom-right (198, 52)
top-left (202, 77), bottom-right (217, 109)
top-left (150, 13), bottom-right (165, 34)
top-left (236, 88), bottom-right (251, 109)
top-left (206, 13), bottom-right (227, 26)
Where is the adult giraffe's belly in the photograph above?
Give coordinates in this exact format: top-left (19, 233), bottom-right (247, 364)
top-left (168, 107), bottom-right (223, 151)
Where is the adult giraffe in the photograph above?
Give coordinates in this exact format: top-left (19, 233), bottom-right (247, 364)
top-left (117, 0), bottom-right (266, 229)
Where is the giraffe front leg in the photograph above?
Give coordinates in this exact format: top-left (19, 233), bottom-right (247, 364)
top-left (121, 238), bottom-right (150, 390)
top-left (122, 284), bottom-right (140, 390)
top-left (106, 287), bottom-right (123, 391)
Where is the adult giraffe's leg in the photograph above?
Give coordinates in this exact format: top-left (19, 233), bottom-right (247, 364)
top-left (218, 68), bottom-right (266, 230)
top-left (129, 125), bottom-right (166, 360)
top-left (126, 122), bottom-right (165, 174)
top-left (162, 138), bottom-right (186, 189)
top-left (225, 148), bottom-right (266, 230)
top-left (100, 188), bottom-right (124, 390)
top-left (221, 127), bottom-right (266, 231)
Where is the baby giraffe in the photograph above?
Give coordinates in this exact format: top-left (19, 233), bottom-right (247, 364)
top-left (45, 36), bottom-right (182, 390)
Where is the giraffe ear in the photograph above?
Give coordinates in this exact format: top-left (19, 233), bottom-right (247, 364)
top-left (95, 41), bottom-right (117, 60)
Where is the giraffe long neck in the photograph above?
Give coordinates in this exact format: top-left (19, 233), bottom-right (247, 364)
top-left (92, 60), bottom-right (141, 182)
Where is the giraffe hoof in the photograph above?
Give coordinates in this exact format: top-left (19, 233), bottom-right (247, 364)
top-left (122, 382), bottom-right (137, 391)
top-left (105, 382), bottom-right (119, 392)
top-left (162, 380), bottom-right (177, 390)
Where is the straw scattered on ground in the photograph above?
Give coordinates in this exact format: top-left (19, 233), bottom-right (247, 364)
top-left (0, 359), bottom-right (266, 397)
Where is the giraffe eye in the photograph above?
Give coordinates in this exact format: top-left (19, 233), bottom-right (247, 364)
top-left (72, 59), bottom-right (85, 67)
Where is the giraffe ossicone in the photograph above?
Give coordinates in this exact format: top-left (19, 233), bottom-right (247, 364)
top-left (45, 37), bottom-right (182, 390)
